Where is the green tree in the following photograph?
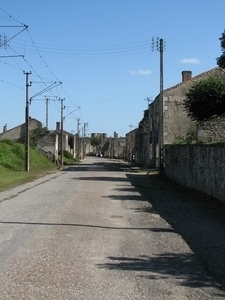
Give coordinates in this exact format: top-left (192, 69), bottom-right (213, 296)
top-left (90, 136), bottom-right (101, 147)
top-left (184, 75), bottom-right (225, 121)
top-left (30, 124), bottom-right (48, 148)
top-left (217, 30), bottom-right (225, 68)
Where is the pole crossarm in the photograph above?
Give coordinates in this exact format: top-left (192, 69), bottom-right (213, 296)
top-left (30, 81), bottom-right (62, 102)
top-left (63, 106), bottom-right (81, 120)
top-left (6, 25), bottom-right (28, 44)
top-left (0, 55), bottom-right (24, 58)
top-left (0, 24), bottom-right (28, 47)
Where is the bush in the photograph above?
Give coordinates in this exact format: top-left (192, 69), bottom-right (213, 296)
top-left (0, 139), bottom-right (14, 146)
top-left (173, 126), bottom-right (197, 144)
top-left (63, 150), bottom-right (74, 160)
top-left (173, 134), bottom-right (186, 144)
top-left (184, 75), bottom-right (225, 121)
top-left (58, 150), bottom-right (74, 160)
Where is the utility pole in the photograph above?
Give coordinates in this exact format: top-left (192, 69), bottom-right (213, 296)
top-left (23, 82), bottom-right (62, 170)
top-left (24, 71), bottom-right (31, 172)
top-left (83, 122), bottom-right (88, 159)
top-left (145, 97), bottom-right (152, 167)
top-left (77, 118), bottom-right (80, 160)
top-left (152, 37), bottom-right (166, 173)
top-left (60, 98), bottom-right (65, 169)
top-left (46, 98), bottom-right (49, 129)
top-left (81, 127), bottom-right (84, 159)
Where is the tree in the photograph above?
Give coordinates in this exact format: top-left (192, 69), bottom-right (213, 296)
top-left (217, 30), bottom-right (225, 68)
top-left (184, 75), bottom-right (225, 121)
top-left (90, 136), bottom-right (101, 147)
top-left (29, 123), bottom-right (48, 148)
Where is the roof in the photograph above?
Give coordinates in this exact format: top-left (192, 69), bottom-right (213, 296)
top-left (164, 67), bottom-right (225, 93)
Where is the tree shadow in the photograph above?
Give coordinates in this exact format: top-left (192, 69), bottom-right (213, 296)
top-left (102, 193), bottom-right (144, 201)
top-left (68, 161), bottom-right (131, 182)
top-left (73, 176), bottom-right (129, 182)
top-left (126, 172), bottom-right (225, 289)
top-left (64, 159), bottom-right (225, 289)
top-left (64, 160), bottom-right (124, 172)
top-left (97, 253), bottom-right (223, 291)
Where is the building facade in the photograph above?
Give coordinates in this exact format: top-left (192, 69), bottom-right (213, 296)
top-left (135, 67), bottom-right (225, 167)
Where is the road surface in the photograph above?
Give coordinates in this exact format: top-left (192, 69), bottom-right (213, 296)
top-left (0, 157), bottom-right (224, 299)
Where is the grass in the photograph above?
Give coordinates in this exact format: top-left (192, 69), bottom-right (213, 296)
top-left (0, 139), bottom-right (77, 191)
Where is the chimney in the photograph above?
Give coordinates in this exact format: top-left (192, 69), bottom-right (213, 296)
top-left (182, 71), bottom-right (192, 83)
top-left (56, 122), bottom-right (60, 131)
top-left (3, 124), bottom-right (7, 132)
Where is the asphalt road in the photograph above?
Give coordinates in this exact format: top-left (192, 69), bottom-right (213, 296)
top-left (0, 157), bottom-right (224, 299)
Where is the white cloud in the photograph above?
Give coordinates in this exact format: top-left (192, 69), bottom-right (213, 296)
top-left (180, 58), bottom-right (201, 64)
top-left (130, 69), bottom-right (152, 76)
top-left (99, 96), bottom-right (115, 101)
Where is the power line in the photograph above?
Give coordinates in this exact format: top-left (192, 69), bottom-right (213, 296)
top-left (0, 79), bottom-right (24, 90)
top-left (10, 38), bottom-right (151, 52)
top-left (0, 7), bottom-right (27, 26)
top-left (10, 43), bottom-right (151, 57)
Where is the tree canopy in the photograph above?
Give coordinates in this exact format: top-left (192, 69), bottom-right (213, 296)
top-left (90, 136), bottom-right (101, 147)
top-left (184, 75), bottom-right (225, 121)
top-left (217, 30), bottom-right (225, 68)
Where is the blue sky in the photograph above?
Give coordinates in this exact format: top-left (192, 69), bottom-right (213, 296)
top-left (0, 0), bottom-right (224, 137)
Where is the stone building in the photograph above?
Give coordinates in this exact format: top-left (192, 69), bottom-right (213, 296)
top-left (90, 132), bottom-right (126, 158)
top-left (100, 132), bottom-right (126, 158)
top-left (126, 128), bottom-right (138, 161)
top-left (0, 118), bottom-right (42, 142)
top-left (136, 67), bottom-right (225, 167)
top-left (0, 119), bottom-right (76, 162)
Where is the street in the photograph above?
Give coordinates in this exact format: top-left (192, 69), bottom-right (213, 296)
top-left (0, 157), bottom-right (224, 299)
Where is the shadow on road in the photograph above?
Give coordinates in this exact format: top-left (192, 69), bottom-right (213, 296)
top-left (63, 160), bottom-right (225, 290)
top-left (123, 171), bottom-right (225, 291)
top-left (70, 159), bottom-right (225, 290)
top-left (0, 220), bottom-right (173, 232)
top-left (97, 253), bottom-right (223, 293)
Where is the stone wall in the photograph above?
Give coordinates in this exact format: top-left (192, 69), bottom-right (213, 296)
top-left (165, 144), bottom-right (225, 203)
top-left (197, 114), bottom-right (225, 143)
top-left (37, 132), bottom-right (58, 161)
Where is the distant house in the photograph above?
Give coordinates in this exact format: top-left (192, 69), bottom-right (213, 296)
top-left (91, 132), bottom-right (126, 158)
top-left (0, 118), bottom-right (42, 142)
top-left (0, 119), bottom-right (76, 161)
top-left (125, 128), bottom-right (138, 160)
top-left (136, 67), bottom-right (225, 167)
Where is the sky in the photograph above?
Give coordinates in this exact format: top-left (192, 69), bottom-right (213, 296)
top-left (0, 0), bottom-right (224, 137)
